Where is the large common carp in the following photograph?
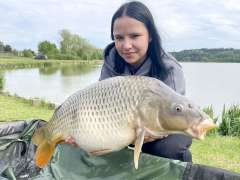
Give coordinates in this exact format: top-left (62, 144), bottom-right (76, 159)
top-left (32, 76), bottom-right (216, 169)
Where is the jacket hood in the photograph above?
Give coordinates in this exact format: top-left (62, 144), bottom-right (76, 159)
top-left (103, 42), bottom-right (117, 73)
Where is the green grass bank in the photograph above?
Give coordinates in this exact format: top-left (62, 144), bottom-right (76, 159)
top-left (0, 57), bottom-right (102, 70)
top-left (191, 136), bottom-right (240, 173)
top-left (0, 93), bottom-right (54, 121)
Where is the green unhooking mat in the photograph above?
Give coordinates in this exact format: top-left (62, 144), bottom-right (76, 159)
top-left (0, 119), bottom-right (240, 180)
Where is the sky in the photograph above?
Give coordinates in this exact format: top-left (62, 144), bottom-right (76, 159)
top-left (0, 0), bottom-right (240, 52)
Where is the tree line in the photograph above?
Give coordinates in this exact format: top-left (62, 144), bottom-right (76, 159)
top-left (0, 41), bottom-right (24, 56)
top-left (38, 29), bottom-right (103, 60)
top-left (0, 29), bottom-right (103, 60)
top-left (0, 42), bottom-right (13, 53)
top-left (171, 48), bottom-right (240, 62)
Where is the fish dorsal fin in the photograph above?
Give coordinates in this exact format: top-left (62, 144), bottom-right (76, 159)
top-left (35, 133), bottom-right (64, 168)
top-left (134, 128), bottom-right (145, 169)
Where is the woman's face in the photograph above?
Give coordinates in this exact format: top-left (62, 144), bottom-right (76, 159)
top-left (113, 16), bottom-right (150, 66)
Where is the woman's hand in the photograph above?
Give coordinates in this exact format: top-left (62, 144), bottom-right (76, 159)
top-left (64, 136), bottom-right (79, 147)
top-left (143, 135), bottom-right (168, 143)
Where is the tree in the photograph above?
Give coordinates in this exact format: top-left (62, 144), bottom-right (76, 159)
top-left (22, 49), bottom-right (34, 58)
top-left (12, 49), bottom-right (19, 56)
top-left (60, 29), bottom-right (73, 54)
top-left (38, 41), bottom-right (59, 57)
top-left (4, 44), bottom-right (12, 52)
top-left (59, 29), bottom-right (95, 58)
top-left (0, 41), bottom-right (4, 52)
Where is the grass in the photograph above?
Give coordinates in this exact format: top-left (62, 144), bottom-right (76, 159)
top-left (0, 93), bottom-right (54, 121)
top-left (0, 73), bottom-right (3, 90)
top-left (191, 135), bottom-right (240, 173)
top-left (0, 57), bottom-right (102, 69)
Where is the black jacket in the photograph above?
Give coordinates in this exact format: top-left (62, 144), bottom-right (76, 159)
top-left (99, 43), bottom-right (186, 95)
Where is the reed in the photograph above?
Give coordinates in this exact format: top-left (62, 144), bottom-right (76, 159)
top-left (219, 105), bottom-right (240, 137)
top-left (203, 105), bottom-right (240, 137)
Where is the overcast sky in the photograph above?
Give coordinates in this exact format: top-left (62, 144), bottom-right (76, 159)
top-left (0, 0), bottom-right (240, 52)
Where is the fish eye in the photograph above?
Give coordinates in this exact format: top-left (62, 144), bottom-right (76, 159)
top-left (175, 104), bottom-right (183, 113)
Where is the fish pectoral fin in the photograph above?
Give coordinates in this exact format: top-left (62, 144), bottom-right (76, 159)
top-left (35, 140), bottom-right (55, 168)
top-left (134, 128), bottom-right (145, 169)
top-left (35, 133), bottom-right (64, 168)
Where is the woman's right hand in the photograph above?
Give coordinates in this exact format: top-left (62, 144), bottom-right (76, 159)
top-left (143, 135), bottom-right (168, 143)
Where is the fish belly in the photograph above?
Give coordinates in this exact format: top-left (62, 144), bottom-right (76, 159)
top-left (73, 125), bottom-right (135, 153)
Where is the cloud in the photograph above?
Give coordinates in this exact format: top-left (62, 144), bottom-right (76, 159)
top-left (144, 0), bottom-right (240, 50)
top-left (0, 0), bottom-right (239, 51)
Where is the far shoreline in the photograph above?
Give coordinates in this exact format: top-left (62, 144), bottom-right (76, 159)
top-left (0, 58), bottom-right (103, 70)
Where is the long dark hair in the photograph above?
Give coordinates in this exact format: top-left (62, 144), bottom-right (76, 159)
top-left (111, 1), bottom-right (168, 80)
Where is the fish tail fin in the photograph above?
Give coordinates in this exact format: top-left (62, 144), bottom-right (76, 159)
top-left (32, 126), bottom-right (64, 168)
top-left (35, 139), bottom-right (55, 168)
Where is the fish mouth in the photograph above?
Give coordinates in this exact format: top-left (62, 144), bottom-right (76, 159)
top-left (185, 118), bottom-right (217, 140)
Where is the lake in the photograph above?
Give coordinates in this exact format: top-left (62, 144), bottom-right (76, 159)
top-left (2, 62), bottom-right (240, 115)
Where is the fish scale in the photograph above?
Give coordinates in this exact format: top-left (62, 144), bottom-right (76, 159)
top-left (49, 77), bottom-right (141, 149)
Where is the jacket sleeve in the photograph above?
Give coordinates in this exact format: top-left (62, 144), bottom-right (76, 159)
top-left (163, 55), bottom-right (186, 95)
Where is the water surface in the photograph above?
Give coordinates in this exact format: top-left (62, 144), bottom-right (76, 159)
top-left (3, 62), bottom-right (240, 115)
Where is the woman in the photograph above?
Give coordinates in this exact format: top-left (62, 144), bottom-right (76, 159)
top-left (99, 1), bottom-right (192, 162)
